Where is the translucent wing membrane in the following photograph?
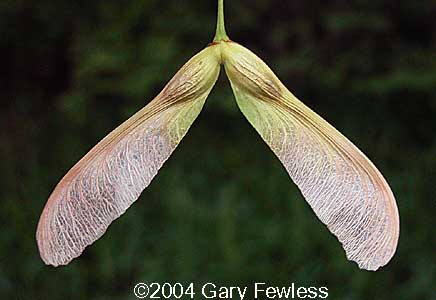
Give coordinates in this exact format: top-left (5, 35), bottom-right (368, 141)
top-left (222, 42), bottom-right (399, 270)
top-left (37, 46), bottom-right (221, 266)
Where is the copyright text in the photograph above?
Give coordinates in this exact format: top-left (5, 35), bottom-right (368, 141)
top-left (133, 282), bottom-right (329, 299)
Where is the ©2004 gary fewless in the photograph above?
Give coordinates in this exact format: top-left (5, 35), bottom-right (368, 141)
top-left (36, 0), bottom-right (400, 271)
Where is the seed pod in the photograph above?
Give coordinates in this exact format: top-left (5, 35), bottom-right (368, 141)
top-left (36, 0), bottom-right (399, 271)
top-left (36, 46), bottom-right (221, 266)
top-left (222, 41), bottom-right (399, 271)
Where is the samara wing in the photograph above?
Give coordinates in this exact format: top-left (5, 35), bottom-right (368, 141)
top-left (222, 42), bottom-right (399, 271)
top-left (37, 46), bottom-right (221, 266)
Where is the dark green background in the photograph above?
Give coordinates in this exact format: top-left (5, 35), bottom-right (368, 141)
top-left (0, 0), bottom-right (435, 299)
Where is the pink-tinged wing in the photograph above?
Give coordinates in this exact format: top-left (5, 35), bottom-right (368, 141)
top-left (222, 42), bottom-right (399, 271)
top-left (37, 46), bottom-right (221, 266)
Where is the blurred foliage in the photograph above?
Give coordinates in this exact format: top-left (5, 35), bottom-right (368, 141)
top-left (0, 0), bottom-right (435, 299)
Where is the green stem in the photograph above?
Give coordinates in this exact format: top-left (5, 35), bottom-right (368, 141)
top-left (213, 0), bottom-right (229, 42)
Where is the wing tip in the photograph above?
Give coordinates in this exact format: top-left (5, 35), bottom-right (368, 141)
top-left (350, 255), bottom-right (391, 272)
top-left (36, 196), bottom-right (132, 267)
top-left (36, 202), bottom-right (83, 267)
top-left (344, 231), bottom-right (399, 272)
top-left (36, 224), bottom-right (90, 267)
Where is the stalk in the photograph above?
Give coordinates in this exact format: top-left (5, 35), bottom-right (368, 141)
top-left (213, 0), bottom-right (229, 42)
